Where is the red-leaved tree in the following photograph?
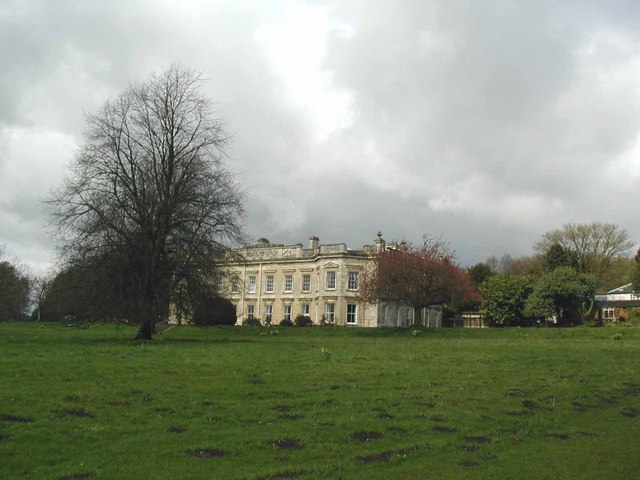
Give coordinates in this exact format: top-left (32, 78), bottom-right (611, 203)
top-left (359, 236), bottom-right (480, 325)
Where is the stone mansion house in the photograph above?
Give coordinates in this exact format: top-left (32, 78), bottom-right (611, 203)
top-left (220, 233), bottom-right (442, 328)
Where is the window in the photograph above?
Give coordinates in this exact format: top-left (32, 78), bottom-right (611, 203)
top-left (247, 275), bottom-right (256, 293)
top-left (348, 271), bottom-right (359, 290)
top-left (283, 304), bottom-right (292, 321)
top-left (406, 308), bottom-right (413, 325)
top-left (302, 274), bottom-right (311, 292)
top-left (247, 304), bottom-right (255, 320)
top-left (325, 303), bottom-right (335, 322)
top-left (215, 277), bottom-right (224, 292)
top-left (301, 304), bottom-right (310, 317)
top-left (265, 304), bottom-right (273, 324)
top-left (231, 277), bottom-right (239, 293)
top-left (284, 274), bottom-right (293, 292)
top-left (346, 304), bottom-right (357, 325)
top-left (326, 271), bottom-right (336, 290)
top-left (265, 275), bottom-right (274, 293)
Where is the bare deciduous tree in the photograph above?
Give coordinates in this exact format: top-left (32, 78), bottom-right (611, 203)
top-left (30, 274), bottom-right (52, 322)
top-left (50, 66), bottom-right (244, 339)
top-left (534, 222), bottom-right (634, 284)
top-left (485, 254), bottom-right (543, 275)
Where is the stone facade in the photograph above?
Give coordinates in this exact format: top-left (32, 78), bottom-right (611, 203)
top-left (221, 234), bottom-right (442, 328)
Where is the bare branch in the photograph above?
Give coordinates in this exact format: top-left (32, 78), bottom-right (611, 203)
top-left (48, 66), bottom-right (245, 339)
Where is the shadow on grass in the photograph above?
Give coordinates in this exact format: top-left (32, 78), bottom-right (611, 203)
top-left (150, 337), bottom-right (255, 345)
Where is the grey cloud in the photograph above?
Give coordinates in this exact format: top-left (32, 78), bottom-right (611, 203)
top-left (2, 0), bottom-right (640, 273)
top-left (313, 0), bottom-right (640, 259)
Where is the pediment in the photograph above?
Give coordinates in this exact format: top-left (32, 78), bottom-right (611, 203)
top-left (323, 262), bottom-right (339, 269)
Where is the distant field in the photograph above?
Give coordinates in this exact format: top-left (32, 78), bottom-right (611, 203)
top-left (1, 322), bottom-right (639, 479)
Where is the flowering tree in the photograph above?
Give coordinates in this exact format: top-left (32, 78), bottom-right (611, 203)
top-left (359, 236), bottom-right (479, 325)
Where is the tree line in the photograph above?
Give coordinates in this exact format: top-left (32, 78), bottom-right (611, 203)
top-left (474, 222), bottom-right (637, 326)
top-left (356, 222), bottom-right (637, 327)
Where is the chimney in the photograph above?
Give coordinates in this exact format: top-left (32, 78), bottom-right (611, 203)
top-left (309, 236), bottom-right (319, 250)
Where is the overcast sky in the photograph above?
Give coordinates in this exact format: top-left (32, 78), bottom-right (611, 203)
top-left (2, 0), bottom-right (640, 274)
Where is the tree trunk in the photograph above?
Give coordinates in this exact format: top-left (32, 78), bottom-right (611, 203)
top-left (413, 306), bottom-right (422, 328)
top-left (134, 318), bottom-right (154, 340)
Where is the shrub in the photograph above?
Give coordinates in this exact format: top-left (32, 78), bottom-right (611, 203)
top-left (192, 296), bottom-right (237, 326)
top-left (294, 314), bottom-right (313, 327)
top-left (321, 316), bottom-right (335, 327)
top-left (480, 274), bottom-right (533, 326)
top-left (242, 318), bottom-right (262, 326)
top-left (279, 319), bottom-right (294, 327)
top-left (625, 310), bottom-right (640, 326)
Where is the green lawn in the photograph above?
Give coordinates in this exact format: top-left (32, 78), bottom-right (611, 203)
top-left (1, 322), bottom-right (639, 479)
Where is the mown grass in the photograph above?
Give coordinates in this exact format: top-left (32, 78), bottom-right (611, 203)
top-left (1, 322), bottom-right (639, 479)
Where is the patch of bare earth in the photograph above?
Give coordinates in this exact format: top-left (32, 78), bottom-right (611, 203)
top-left (257, 470), bottom-right (311, 479)
top-left (65, 409), bottom-right (95, 418)
top-left (463, 436), bottom-right (492, 444)
top-left (358, 448), bottom-right (415, 464)
top-left (269, 438), bottom-right (304, 450)
top-left (433, 425), bottom-right (457, 434)
top-left (168, 426), bottom-right (186, 433)
top-left (185, 448), bottom-right (227, 458)
top-left (350, 431), bottom-right (383, 442)
top-left (572, 401), bottom-right (588, 412)
top-left (278, 414), bottom-right (304, 420)
top-left (504, 389), bottom-right (525, 397)
top-left (0, 413), bottom-right (33, 423)
top-left (155, 407), bottom-right (174, 414)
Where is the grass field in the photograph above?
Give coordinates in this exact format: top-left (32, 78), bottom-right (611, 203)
top-left (1, 322), bottom-right (639, 479)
